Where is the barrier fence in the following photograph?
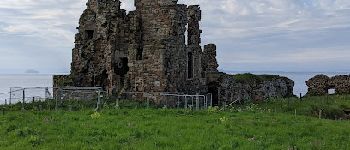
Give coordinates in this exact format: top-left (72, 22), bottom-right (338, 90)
top-left (159, 93), bottom-right (212, 110)
top-left (2, 87), bottom-right (214, 111)
top-left (7, 87), bottom-right (103, 111)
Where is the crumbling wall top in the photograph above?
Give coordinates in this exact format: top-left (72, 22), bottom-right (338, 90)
top-left (306, 74), bottom-right (350, 96)
top-left (187, 5), bottom-right (201, 21)
top-left (135, 0), bottom-right (179, 7)
top-left (87, 0), bottom-right (121, 12)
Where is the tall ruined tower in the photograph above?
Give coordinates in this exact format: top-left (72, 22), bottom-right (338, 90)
top-left (70, 0), bottom-right (130, 94)
top-left (55, 0), bottom-right (219, 99)
top-left (127, 0), bottom-right (206, 94)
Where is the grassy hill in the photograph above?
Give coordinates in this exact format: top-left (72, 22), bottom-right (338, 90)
top-left (0, 95), bottom-right (349, 149)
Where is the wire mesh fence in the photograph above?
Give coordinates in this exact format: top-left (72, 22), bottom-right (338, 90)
top-left (0, 93), bottom-right (8, 105)
top-left (118, 92), bottom-right (213, 110)
top-left (2, 87), bottom-right (214, 111)
top-left (159, 93), bottom-right (212, 110)
top-left (7, 87), bottom-right (104, 111)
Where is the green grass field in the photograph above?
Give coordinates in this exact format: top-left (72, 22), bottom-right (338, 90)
top-left (0, 95), bottom-right (349, 150)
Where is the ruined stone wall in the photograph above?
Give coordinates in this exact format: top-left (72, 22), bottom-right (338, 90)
top-left (306, 74), bottom-right (350, 96)
top-left (126, 0), bottom-right (181, 94)
top-left (217, 74), bottom-right (294, 104)
top-left (65, 0), bottom-right (212, 97)
top-left (203, 44), bottom-right (219, 73)
top-left (126, 0), bottom-right (209, 95)
top-left (181, 5), bottom-right (208, 94)
top-left (163, 4), bottom-right (188, 93)
top-left (306, 75), bottom-right (330, 96)
top-left (330, 75), bottom-right (350, 94)
top-left (53, 0), bottom-right (295, 105)
top-left (53, 75), bottom-right (73, 88)
top-left (70, 0), bottom-right (129, 94)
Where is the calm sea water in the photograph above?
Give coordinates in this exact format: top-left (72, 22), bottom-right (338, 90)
top-left (0, 75), bottom-right (53, 104)
top-left (0, 72), bottom-right (348, 104)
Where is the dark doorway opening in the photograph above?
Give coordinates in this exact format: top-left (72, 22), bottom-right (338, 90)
top-left (86, 30), bottom-right (94, 40)
top-left (115, 57), bottom-right (129, 76)
top-left (114, 57), bottom-right (129, 92)
top-left (136, 47), bottom-right (143, 60)
top-left (208, 82), bottom-right (219, 106)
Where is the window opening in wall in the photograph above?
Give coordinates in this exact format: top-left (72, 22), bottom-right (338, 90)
top-left (187, 52), bottom-right (193, 79)
top-left (328, 88), bottom-right (336, 95)
top-left (137, 18), bottom-right (144, 61)
top-left (86, 30), bottom-right (94, 40)
top-left (136, 47), bottom-right (143, 60)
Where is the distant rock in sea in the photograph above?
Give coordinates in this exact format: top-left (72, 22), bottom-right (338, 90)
top-left (25, 69), bottom-right (40, 74)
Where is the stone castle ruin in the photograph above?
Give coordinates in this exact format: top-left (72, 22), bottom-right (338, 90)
top-left (54, 0), bottom-right (294, 105)
top-left (306, 75), bottom-right (350, 96)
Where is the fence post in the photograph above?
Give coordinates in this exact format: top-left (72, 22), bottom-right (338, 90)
top-left (115, 97), bottom-right (120, 109)
top-left (45, 87), bottom-right (49, 101)
top-left (196, 94), bottom-right (199, 110)
top-left (9, 88), bottom-right (12, 105)
top-left (55, 88), bottom-right (59, 111)
top-left (32, 97), bottom-right (35, 110)
top-left (165, 95), bottom-right (168, 108)
top-left (177, 96), bottom-right (180, 109)
top-left (22, 88), bottom-right (25, 110)
top-left (210, 94), bottom-right (213, 107)
top-left (191, 97), bottom-right (194, 109)
top-left (185, 96), bottom-right (188, 109)
top-left (55, 97), bottom-right (58, 111)
top-left (47, 99), bottom-right (50, 111)
top-left (95, 90), bottom-right (101, 111)
top-left (5, 99), bottom-right (7, 105)
top-left (299, 93), bottom-right (302, 101)
top-left (146, 97), bottom-right (149, 109)
top-left (223, 101), bottom-right (226, 111)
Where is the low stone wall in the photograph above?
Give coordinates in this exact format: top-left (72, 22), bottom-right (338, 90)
top-left (53, 75), bottom-right (71, 99)
top-left (306, 74), bottom-right (350, 96)
top-left (53, 75), bottom-right (73, 87)
top-left (210, 73), bottom-right (294, 105)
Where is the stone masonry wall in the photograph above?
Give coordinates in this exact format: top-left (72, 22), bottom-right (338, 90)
top-left (203, 44), bottom-right (219, 73)
top-left (306, 74), bottom-right (350, 96)
top-left (60, 0), bottom-right (214, 99)
top-left (217, 74), bottom-right (294, 105)
top-left (54, 0), bottom-right (295, 105)
top-left (70, 0), bottom-right (129, 95)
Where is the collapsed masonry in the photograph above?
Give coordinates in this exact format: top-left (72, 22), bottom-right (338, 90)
top-left (306, 75), bottom-right (350, 96)
top-left (54, 0), bottom-right (294, 105)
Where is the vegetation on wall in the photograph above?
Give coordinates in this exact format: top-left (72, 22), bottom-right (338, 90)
top-left (232, 73), bottom-right (287, 84)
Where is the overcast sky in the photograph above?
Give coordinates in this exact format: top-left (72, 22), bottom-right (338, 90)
top-left (0, 0), bottom-right (349, 74)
